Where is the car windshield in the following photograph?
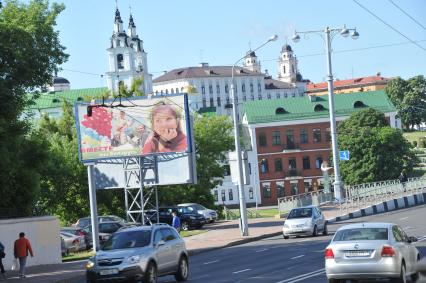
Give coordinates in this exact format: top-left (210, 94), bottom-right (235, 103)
top-left (193, 204), bottom-right (206, 210)
top-left (101, 230), bottom-right (151, 251)
top-left (287, 208), bottom-right (312, 219)
top-left (333, 228), bottom-right (388, 241)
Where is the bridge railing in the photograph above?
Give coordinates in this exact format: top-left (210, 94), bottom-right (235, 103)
top-left (277, 189), bottom-right (334, 216)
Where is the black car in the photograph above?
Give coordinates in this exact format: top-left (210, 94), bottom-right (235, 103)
top-left (146, 206), bottom-right (206, 231)
top-left (85, 221), bottom-right (128, 234)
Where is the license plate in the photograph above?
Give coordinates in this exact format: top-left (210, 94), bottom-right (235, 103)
top-left (100, 269), bottom-right (118, 276)
top-left (345, 250), bottom-right (371, 257)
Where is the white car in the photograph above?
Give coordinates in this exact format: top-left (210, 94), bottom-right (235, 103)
top-left (325, 222), bottom-right (420, 283)
top-left (282, 206), bottom-right (327, 239)
top-left (178, 203), bottom-right (218, 223)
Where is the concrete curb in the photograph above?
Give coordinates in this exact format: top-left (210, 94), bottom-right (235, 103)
top-left (326, 192), bottom-right (426, 223)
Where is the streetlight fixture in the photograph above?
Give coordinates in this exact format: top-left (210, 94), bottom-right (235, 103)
top-left (231, 34), bottom-right (278, 236)
top-left (292, 26), bottom-right (359, 203)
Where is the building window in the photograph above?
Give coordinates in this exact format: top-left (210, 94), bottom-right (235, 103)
top-left (258, 83), bottom-right (261, 92)
top-left (165, 89), bottom-right (169, 94)
top-left (258, 94), bottom-right (262, 100)
top-left (250, 83), bottom-right (254, 93)
top-left (267, 93), bottom-right (271, 99)
top-left (223, 164), bottom-right (231, 176)
top-left (277, 181), bottom-right (285, 198)
top-left (272, 131), bottom-right (281, 145)
top-left (300, 129), bottom-right (308, 144)
top-left (181, 87), bottom-right (184, 92)
top-left (315, 156), bottom-right (323, 169)
top-left (209, 85), bottom-right (213, 94)
top-left (217, 97), bottom-right (221, 106)
top-left (286, 130), bottom-right (295, 149)
top-left (251, 95), bottom-right (255, 101)
top-left (171, 88), bottom-right (174, 94)
top-left (262, 183), bottom-right (271, 198)
top-left (243, 96), bottom-right (247, 102)
top-left (221, 190), bottom-right (226, 202)
top-left (302, 156), bottom-right (310, 170)
top-left (214, 190), bottom-right (218, 202)
top-left (249, 187), bottom-right (254, 199)
top-left (259, 132), bottom-right (267, 147)
top-left (284, 93), bottom-right (288, 98)
top-left (117, 54), bottom-right (124, 69)
top-left (289, 158), bottom-right (296, 170)
top-left (216, 84), bottom-right (220, 94)
top-left (225, 84), bottom-right (229, 93)
top-left (304, 181), bottom-right (313, 193)
top-left (201, 86), bottom-right (206, 94)
top-left (210, 97), bottom-right (214, 106)
top-left (228, 189), bottom-right (233, 201)
top-left (291, 183), bottom-right (298, 195)
top-left (242, 84), bottom-right (246, 93)
top-left (313, 128), bottom-right (321, 143)
top-left (277, 93), bottom-right (281, 99)
top-left (202, 99), bottom-right (206, 108)
top-left (275, 158), bottom-right (283, 172)
top-left (176, 88), bottom-right (179, 93)
top-left (260, 159), bottom-right (269, 173)
top-left (283, 66), bottom-right (286, 74)
top-left (325, 128), bottom-right (331, 142)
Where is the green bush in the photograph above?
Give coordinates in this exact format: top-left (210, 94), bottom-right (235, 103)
top-left (412, 140), bottom-right (418, 147)
top-left (419, 138), bottom-right (426, 148)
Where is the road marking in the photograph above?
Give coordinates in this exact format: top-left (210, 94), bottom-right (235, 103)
top-left (290, 254), bottom-right (305, 260)
top-left (418, 235), bottom-right (426, 242)
top-left (233, 268), bottom-right (251, 274)
top-left (203, 260), bottom-right (219, 265)
top-left (286, 270), bottom-right (326, 283)
top-left (275, 268), bottom-right (325, 283)
top-left (255, 248), bottom-right (268, 253)
top-left (400, 217), bottom-right (409, 220)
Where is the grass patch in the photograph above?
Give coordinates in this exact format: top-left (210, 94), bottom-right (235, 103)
top-left (62, 250), bottom-right (95, 262)
top-left (180, 229), bottom-right (208, 237)
top-left (226, 208), bottom-right (279, 219)
top-left (403, 131), bottom-right (426, 143)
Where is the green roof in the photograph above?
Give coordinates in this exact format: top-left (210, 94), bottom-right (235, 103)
top-left (27, 87), bottom-right (108, 109)
top-left (243, 90), bottom-right (396, 124)
top-left (198, 106), bottom-right (217, 117)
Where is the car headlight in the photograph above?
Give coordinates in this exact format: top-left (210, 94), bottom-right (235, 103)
top-left (126, 255), bottom-right (141, 264)
top-left (284, 223), bottom-right (290, 228)
top-left (190, 216), bottom-right (196, 219)
top-left (86, 259), bottom-right (95, 269)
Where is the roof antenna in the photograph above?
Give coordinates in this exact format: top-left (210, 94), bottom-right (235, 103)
top-left (248, 40), bottom-right (252, 51)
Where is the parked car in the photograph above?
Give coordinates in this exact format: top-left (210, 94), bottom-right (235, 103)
top-left (178, 203), bottom-right (218, 223)
top-left (61, 227), bottom-right (91, 250)
top-left (417, 257), bottom-right (426, 283)
top-left (146, 206), bottom-right (206, 231)
top-left (85, 221), bottom-right (128, 234)
top-left (73, 215), bottom-right (128, 228)
top-left (81, 226), bottom-right (111, 245)
top-left (282, 206), bottom-right (327, 239)
top-left (85, 224), bottom-right (189, 283)
top-left (325, 222), bottom-right (420, 283)
top-left (60, 231), bottom-right (81, 255)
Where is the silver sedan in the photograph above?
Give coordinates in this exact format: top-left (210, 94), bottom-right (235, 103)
top-left (282, 206), bottom-right (327, 239)
top-left (325, 222), bottom-right (420, 283)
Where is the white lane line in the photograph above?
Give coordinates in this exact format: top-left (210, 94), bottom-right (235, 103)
top-left (400, 216), bottom-right (409, 220)
top-left (203, 260), bottom-right (219, 265)
top-left (290, 254), bottom-right (305, 260)
top-left (233, 268), bottom-right (251, 274)
top-left (418, 235), bottom-right (426, 242)
top-left (286, 270), bottom-right (326, 283)
top-left (255, 248), bottom-right (268, 253)
top-left (275, 268), bottom-right (325, 283)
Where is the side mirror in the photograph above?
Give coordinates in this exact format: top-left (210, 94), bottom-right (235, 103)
top-left (408, 236), bottom-right (417, 243)
top-left (155, 240), bottom-right (165, 248)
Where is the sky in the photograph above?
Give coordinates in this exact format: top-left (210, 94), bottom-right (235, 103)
top-left (53, 0), bottom-right (426, 90)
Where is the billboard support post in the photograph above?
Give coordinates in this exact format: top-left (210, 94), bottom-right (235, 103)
top-left (87, 164), bottom-right (99, 252)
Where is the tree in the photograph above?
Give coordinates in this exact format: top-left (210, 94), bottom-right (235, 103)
top-left (385, 75), bottom-right (426, 129)
top-left (157, 115), bottom-right (234, 208)
top-left (0, 0), bottom-right (68, 216)
top-left (338, 108), bottom-right (418, 185)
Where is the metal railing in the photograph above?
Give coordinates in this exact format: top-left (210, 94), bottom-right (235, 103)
top-left (278, 189), bottom-right (334, 216)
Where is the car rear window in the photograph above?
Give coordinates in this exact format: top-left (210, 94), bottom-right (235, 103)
top-left (333, 228), bottom-right (388, 241)
top-left (287, 208), bottom-right (312, 219)
top-left (101, 230), bottom-right (151, 250)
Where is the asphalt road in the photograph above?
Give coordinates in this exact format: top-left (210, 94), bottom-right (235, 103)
top-left (67, 205), bottom-right (426, 283)
top-left (158, 205), bottom-right (426, 283)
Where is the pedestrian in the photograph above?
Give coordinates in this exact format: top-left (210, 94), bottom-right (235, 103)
top-left (0, 241), bottom-right (5, 279)
top-left (172, 211), bottom-right (181, 233)
top-left (13, 232), bottom-right (34, 278)
top-left (399, 170), bottom-right (408, 192)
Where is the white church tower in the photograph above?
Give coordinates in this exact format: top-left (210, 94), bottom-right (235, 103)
top-left (277, 44), bottom-right (298, 84)
top-left (243, 50), bottom-right (261, 73)
top-left (105, 7), bottom-right (153, 95)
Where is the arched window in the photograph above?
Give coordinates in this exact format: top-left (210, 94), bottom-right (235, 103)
top-left (283, 66), bottom-right (286, 74)
top-left (171, 88), bottom-right (174, 94)
top-left (354, 101), bottom-right (366, 108)
top-left (250, 83), bottom-right (254, 93)
top-left (117, 54), bottom-right (124, 69)
top-left (314, 104), bottom-right (325, 112)
top-left (258, 83), bottom-right (262, 92)
top-left (242, 84), bottom-right (246, 93)
top-left (225, 84), bottom-right (229, 93)
top-left (176, 88), bottom-right (179, 93)
top-left (180, 87), bottom-right (184, 92)
top-left (275, 107), bottom-right (286, 114)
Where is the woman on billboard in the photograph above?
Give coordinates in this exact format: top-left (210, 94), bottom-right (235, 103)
top-left (142, 103), bottom-right (187, 153)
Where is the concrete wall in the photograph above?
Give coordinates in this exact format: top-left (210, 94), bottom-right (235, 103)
top-left (0, 216), bottom-right (62, 270)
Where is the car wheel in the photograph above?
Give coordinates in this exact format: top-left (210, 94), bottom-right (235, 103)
top-left (323, 223), bottom-right (328, 236)
top-left (312, 225), bottom-right (318, 237)
top-left (181, 222), bottom-right (190, 231)
top-left (328, 278), bottom-right (341, 283)
top-left (283, 235), bottom-right (289, 239)
top-left (411, 255), bottom-right (421, 282)
top-left (174, 256), bottom-right (189, 282)
top-left (143, 262), bottom-right (157, 283)
top-left (390, 263), bottom-right (406, 283)
top-left (86, 278), bottom-right (96, 283)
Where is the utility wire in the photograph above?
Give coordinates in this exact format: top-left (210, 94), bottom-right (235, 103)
top-left (388, 0), bottom-right (426, 30)
top-left (352, 0), bottom-right (426, 51)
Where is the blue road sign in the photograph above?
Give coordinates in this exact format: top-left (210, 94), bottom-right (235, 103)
top-left (339, 150), bottom-right (350, 161)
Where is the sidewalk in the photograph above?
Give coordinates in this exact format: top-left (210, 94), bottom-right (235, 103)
top-left (1, 194), bottom-right (424, 283)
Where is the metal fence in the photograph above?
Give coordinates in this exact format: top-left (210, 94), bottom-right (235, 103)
top-left (278, 189), bottom-right (334, 216)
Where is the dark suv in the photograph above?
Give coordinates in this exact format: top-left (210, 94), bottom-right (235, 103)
top-left (146, 207), bottom-right (206, 231)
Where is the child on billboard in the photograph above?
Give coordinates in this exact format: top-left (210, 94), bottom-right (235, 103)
top-left (142, 103), bottom-right (187, 153)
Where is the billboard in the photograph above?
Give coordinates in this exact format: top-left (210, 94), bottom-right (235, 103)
top-left (75, 94), bottom-right (192, 163)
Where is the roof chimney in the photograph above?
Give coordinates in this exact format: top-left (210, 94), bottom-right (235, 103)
top-left (309, 95), bottom-right (317, 102)
top-left (198, 62), bottom-right (209, 68)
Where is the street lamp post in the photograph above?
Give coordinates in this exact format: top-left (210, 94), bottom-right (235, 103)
top-left (292, 26), bottom-right (359, 203)
top-left (231, 34), bottom-right (278, 236)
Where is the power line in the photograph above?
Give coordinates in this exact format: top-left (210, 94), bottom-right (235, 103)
top-left (388, 0), bottom-right (426, 30)
top-left (61, 68), bottom-right (104, 77)
top-left (352, 0), bottom-right (426, 51)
